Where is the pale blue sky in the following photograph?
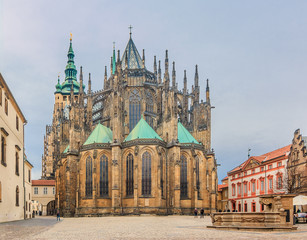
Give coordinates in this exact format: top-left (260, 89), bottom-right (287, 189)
top-left (1, 0), bottom-right (307, 181)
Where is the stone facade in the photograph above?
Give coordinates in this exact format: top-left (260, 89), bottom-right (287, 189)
top-left (288, 129), bottom-right (307, 212)
top-left (42, 34), bottom-right (217, 217)
top-left (0, 73), bottom-right (27, 222)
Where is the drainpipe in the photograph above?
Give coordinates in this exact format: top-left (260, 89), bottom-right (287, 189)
top-left (264, 163), bottom-right (267, 194)
top-left (23, 121), bottom-right (27, 219)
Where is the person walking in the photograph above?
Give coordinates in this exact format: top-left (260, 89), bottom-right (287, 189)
top-left (56, 209), bottom-right (60, 221)
top-left (194, 208), bottom-right (198, 218)
top-left (200, 208), bottom-right (204, 218)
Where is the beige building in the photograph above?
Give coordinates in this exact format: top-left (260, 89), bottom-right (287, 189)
top-left (32, 180), bottom-right (55, 215)
top-left (0, 73), bottom-right (27, 223)
top-left (288, 129), bottom-right (307, 212)
top-left (217, 176), bottom-right (228, 211)
top-left (24, 156), bottom-right (33, 219)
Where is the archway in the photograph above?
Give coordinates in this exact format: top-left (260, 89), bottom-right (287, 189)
top-left (47, 200), bottom-right (56, 215)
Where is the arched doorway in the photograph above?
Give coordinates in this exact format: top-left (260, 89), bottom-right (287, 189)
top-left (47, 200), bottom-right (56, 215)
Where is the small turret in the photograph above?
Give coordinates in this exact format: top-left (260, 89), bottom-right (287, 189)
top-left (158, 60), bottom-right (162, 84)
top-left (88, 73), bottom-right (91, 95)
top-left (104, 66), bottom-right (107, 89)
top-left (206, 79), bottom-right (210, 103)
top-left (112, 43), bottom-right (116, 74)
top-left (194, 65), bottom-right (200, 103)
top-left (142, 49), bottom-right (145, 67)
top-left (79, 66), bottom-right (84, 106)
top-left (183, 70), bottom-right (187, 95)
top-left (164, 50), bottom-right (170, 89)
top-left (194, 65), bottom-right (199, 87)
top-left (165, 50), bottom-right (169, 73)
top-left (110, 57), bottom-right (113, 75)
top-left (154, 56), bottom-right (157, 77)
top-left (172, 61), bottom-right (176, 89)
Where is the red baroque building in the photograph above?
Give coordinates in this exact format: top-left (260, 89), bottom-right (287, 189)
top-left (227, 145), bottom-right (290, 212)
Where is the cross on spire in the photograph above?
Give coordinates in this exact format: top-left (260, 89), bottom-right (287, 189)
top-left (129, 25), bottom-right (133, 37)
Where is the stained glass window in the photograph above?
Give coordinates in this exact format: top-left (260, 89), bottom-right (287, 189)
top-left (86, 156), bottom-right (92, 197)
top-left (196, 157), bottom-right (200, 199)
top-left (100, 155), bottom-right (108, 197)
top-left (126, 153), bottom-right (134, 196)
top-left (129, 89), bottom-right (141, 131)
top-left (142, 151), bottom-right (151, 195)
top-left (180, 155), bottom-right (188, 198)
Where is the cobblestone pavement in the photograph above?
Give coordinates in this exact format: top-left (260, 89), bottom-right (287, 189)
top-left (1, 215), bottom-right (307, 240)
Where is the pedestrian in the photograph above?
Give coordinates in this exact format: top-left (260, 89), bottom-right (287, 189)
top-left (57, 209), bottom-right (60, 221)
top-left (194, 208), bottom-right (198, 218)
top-left (200, 208), bottom-right (204, 218)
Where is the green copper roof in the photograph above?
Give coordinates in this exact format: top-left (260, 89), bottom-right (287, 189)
top-left (112, 46), bottom-right (116, 74)
top-left (121, 36), bottom-right (144, 70)
top-left (65, 39), bottom-right (77, 82)
top-left (83, 123), bottom-right (113, 145)
top-left (124, 117), bottom-right (162, 142)
top-left (63, 145), bottom-right (70, 153)
top-left (55, 77), bottom-right (62, 93)
top-left (177, 121), bottom-right (200, 144)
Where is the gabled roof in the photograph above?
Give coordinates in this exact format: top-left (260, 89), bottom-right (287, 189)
top-left (124, 117), bottom-right (162, 142)
top-left (177, 121), bottom-right (199, 144)
top-left (32, 180), bottom-right (55, 186)
top-left (228, 145), bottom-right (291, 174)
top-left (121, 37), bottom-right (144, 70)
top-left (83, 123), bottom-right (113, 145)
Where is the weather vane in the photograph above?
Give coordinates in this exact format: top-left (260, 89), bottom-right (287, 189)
top-left (70, 32), bottom-right (73, 41)
top-left (113, 42), bottom-right (115, 49)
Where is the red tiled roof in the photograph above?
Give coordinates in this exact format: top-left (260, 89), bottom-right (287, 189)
top-left (228, 145), bottom-right (291, 175)
top-left (222, 176), bottom-right (228, 181)
top-left (218, 184), bottom-right (228, 191)
top-left (32, 180), bottom-right (55, 186)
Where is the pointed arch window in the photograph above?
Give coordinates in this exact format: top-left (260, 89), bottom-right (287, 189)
top-left (196, 157), bottom-right (200, 199)
top-left (16, 186), bottom-right (19, 206)
top-left (129, 89), bottom-right (141, 131)
top-left (126, 153), bottom-right (134, 196)
top-left (85, 156), bottom-right (92, 197)
top-left (145, 90), bottom-right (154, 127)
top-left (180, 155), bottom-right (188, 198)
top-left (160, 156), bottom-right (164, 197)
top-left (142, 151), bottom-right (151, 195)
top-left (100, 155), bottom-right (109, 197)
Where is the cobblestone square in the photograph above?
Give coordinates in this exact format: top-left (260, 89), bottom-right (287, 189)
top-left (1, 216), bottom-right (307, 240)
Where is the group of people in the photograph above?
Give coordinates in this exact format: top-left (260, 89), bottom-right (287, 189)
top-left (193, 208), bottom-right (205, 218)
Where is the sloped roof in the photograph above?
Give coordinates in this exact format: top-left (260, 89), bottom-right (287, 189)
top-left (218, 184), bottom-right (228, 191)
top-left (32, 180), bottom-right (55, 186)
top-left (228, 145), bottom-right (291, 174)
top-left (177, 121), bottom-right (199, 144)
top-left (83, 123), bottom-right (113, 145)
top-left (124, 117), bottom-right (162, 142)
top-left (121, 37), bottom-right (144, 70)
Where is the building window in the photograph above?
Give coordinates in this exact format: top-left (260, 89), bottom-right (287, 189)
top-left (237, 184), bottom-right (241, 195)
top-left (34, 187), bottom-right (38, 195)
top-left (261, 204), bottom-right (264, 211)
top-left (52, 187), bottom-right (55, 195)
top-left (238, 202), bottom-right (241, 212)
top-left (244, 183), bottom-right (247, 195)
top-left (99, 155), bottom-right (109, 197)
top-left (85, 156), bottom-right (93, 197)
top-left (28, 170), bottom-right (31, 182)
top-left (251, 180), bottom-right (256, 193)
top-left (244, 171), bottom-right (247, 176)
top-left (252, 202), bottom-right (256, 212)
top-left (261, 167), bottom-right (264, 172)
top-left (232, 184), bottom-right (236, 196)
top-left (278, 162), bottom-right (282, 167)
top-left (180, 155), bottom-right (188, 198)
top-left (260, 180), bottom-right (264, 192)
top-left (126, 153), bottom-right (134, 196)
top-left (268, 165), bottom-right (272, 170)
top-left (129, 89), bottom-right (141, 131)
top-left (244, 203), bottom-right (247, 212)
top-left (142, 151), bottom-right (151, 195)
top-left (26, 201), bottom-right (28, 211)
top-left (269, 178), bottom-right (273, 190)
top-left (15, 151), bottom-right (19, 176)
top-left (43, 187), bottom-right (47, 195)
top-left (277, 176), bottom-right (282, 189)
top-left (16, 115), bottom-right (19, 131)
top-left (252, 169), bottom-right (255, 174)
top-left (160, 156), bottom-right (164, 197)
top-left (1, 135), bottom-right (6, 166)
top-left (16, 186), bottom-right (19, 206)
top-left (4, 98), bottom-right (8, 115)
top-left (196, 157), bottom-right (200, 199)
top-left (145, 90), bottom-right (154, 127)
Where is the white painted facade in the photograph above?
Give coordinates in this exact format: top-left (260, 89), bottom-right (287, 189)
top-left (227, 145), bottom-right (290, 212)
top-left (0, 73), bottom-right (27, 223)
top-left (32, 180), bottom-right (55, 215)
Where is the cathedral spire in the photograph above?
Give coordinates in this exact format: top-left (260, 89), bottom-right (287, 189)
top-left (64, 35), bottom-right (77, 82)
top-left (104, 66), bottom-right (107, 89)
top-left (142, 49), bottom-right (145, 67)
top-left (194, 65), bottom-right (199, 87)
top-left (206, 78), bottom-right (210, 103)
top-left (172, 61), bottom-right (176, 89)
top-left (88, 73), bottom-right (91, 95)
top-left (112, 43), bottom-right (116, 74)
top-left (154, 56), bottom-right (157, 76)
top-left (158, 60), bottom-right (161, 84)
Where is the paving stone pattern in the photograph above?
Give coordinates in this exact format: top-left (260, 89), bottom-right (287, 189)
top-left (1, 216), bottom-right (307, 240)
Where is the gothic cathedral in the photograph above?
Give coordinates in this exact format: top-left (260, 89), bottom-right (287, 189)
top-left (42, 32), bottom-right (218, 217)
